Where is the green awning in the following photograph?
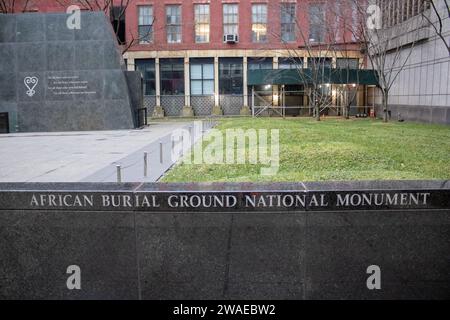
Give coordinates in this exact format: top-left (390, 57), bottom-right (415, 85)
top-left (247, 68), bottom-right (379, 86)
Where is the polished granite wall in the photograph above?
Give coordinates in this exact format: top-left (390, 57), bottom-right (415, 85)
top-left (0, 181), bottom-right (449, 299)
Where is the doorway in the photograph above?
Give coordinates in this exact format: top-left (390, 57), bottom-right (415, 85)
top-left (0, 112), bottom-right (9, 134)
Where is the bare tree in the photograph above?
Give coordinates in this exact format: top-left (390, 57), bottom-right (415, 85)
top-left (329, 1), bottom-right (364, 119)
top-left (55, 0), bottom-right (150, 54)
top-left (55, 0), bottom-right (129, 38)
top-left (422, 0), bottom-right (450, 54)
top-left (269, 2), bottom-right (331, 121)
top-left (331, 46), bottom-right (362, 120)
top-left (273, 1), bottom-right (362, 121)
top-left (56, 0), bottom-right (124, 13)
top-left (0, 0), bottom-right (33, 13)
top-left (349, 0), bottom-right (430, 122)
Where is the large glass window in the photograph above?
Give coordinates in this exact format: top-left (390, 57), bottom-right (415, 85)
top-left (194, 4), bottom-right (210, 43)
top-left (166, 5), bottom-right (181, 43)
top-left (281, 3), bottom-right (296, 42)
top-left (135, 59), bottom-right (155, 95)
top-left (248, 57), bottom-right (273, 70)
top-left (223, 4), bottom-right (238, 36)
top-left (279, 57), bottom-right (303, 69)
top-left (219, 58), bottom-right (243, 95)
top-left (190, 59), bottom-right (214, 95)
top-left (138, 6), bottom-right (153, 44)
top-left (252, 4), bottom-right (268, 43)
top-left (160, 58), bottom-right (184, 95)
top-left (309, 3), bottom-right (325, 43)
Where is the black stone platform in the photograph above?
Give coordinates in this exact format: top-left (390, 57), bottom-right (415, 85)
top-left (0, 181), bottom-right (449, 299)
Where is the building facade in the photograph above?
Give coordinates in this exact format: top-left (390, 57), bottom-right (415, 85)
top-left (5, 0), bottom-right (377, 118)
top-left (371, 0), bottom-right (450, 124)
top-left (122, 0), bottom-right (370, 117)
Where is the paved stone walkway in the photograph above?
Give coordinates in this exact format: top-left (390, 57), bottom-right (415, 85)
top-left (0, 121), bottom-right (213, 182)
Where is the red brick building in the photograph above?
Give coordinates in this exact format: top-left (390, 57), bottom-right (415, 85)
top-left (6, 0), bottom-right (374, 117)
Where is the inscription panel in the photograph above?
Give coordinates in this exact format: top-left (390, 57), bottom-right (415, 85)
top-left (0, 182), bottom-right (449, 299)
top-left (0, 189), bottom-right (448, 212)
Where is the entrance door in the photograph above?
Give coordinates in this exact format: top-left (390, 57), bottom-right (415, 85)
top-left (284, 85), bottom-right (304, 116)
top-left (0, 113), bottom-right (9, 134)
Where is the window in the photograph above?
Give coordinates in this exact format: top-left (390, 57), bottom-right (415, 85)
top-left (252, 4), bottom-right (268, 43)
top-left (393, 0), bottom-right (399, 25)
top-left (138, 6), bottom-right (153, 44)
top-left (111, 6), bottom-right (126, 44)
top-left (248, 57), bottom-right (273, 70)
top-left (219, 58), bottom-right (243, 95)
top-left (279, 57), bottom-right (303, 69)
top-left (351, 1), bottom-right (357, 41)
top-left (309, 3), bottom-right (325, 43)
top-left (223, 4), bottom-right (238, 36)
top-left (135, 59), bottom-right (155, 95)
top-left (190, 59), bottom-right (214, 95)
top-left (378, 0), bottom-right (431, 28)
top-left (307, 57), bottom-right (332, 69)
top-left (166, 5), bottom-right (181, 43)
top-left (336, 58), bottom-right (359, 69)
top-left (333, 0), bottom-right (342, 42)
top-left (281, 3), bottom-right (296, 42)
top-left (194, 4), bottom-right (210, 43)
top-left (160, 58), bottom-right (184, 95)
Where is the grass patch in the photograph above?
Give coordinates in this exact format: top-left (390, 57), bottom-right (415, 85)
top-left (161, 118), bottom-right (450, 182)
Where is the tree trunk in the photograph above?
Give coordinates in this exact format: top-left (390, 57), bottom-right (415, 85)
top-left (382, 90), bottom-right (389, 122)
top-left (312, 88), bottom-right (320, 121)
top-left (308, 86), bottom-right (320, 121)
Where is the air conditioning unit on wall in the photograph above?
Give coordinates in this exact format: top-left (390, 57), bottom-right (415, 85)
top-left (223, 34), bottom-right (239, 43)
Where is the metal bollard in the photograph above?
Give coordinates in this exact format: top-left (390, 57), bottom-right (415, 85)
top-left (144, 152), bottom-right (148, 177)
top-left (160, 142), bottom-right (163, 164)
top-left (181, 135), bottom-right (184, 156)
top-left (116, 165), bottom-right (122, 183)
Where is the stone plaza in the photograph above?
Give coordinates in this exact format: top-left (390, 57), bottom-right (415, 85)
top-left (0, 121), bottom-right (207, 182)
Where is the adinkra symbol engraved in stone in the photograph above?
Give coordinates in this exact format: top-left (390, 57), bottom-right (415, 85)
top-left (24, 76), bottom-right (39, 97)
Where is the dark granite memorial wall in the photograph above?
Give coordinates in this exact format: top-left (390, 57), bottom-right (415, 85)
top-left (0, 12), bottom-right (139, 133)
top-left (0, 181), bottom-right (449, 299)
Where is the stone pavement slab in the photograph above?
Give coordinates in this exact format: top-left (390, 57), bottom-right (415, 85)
top-left (0, 121), bottom-right (209, 182)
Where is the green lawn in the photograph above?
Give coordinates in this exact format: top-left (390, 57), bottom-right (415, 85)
top-left (161, 118), bottom-right (450, 182)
